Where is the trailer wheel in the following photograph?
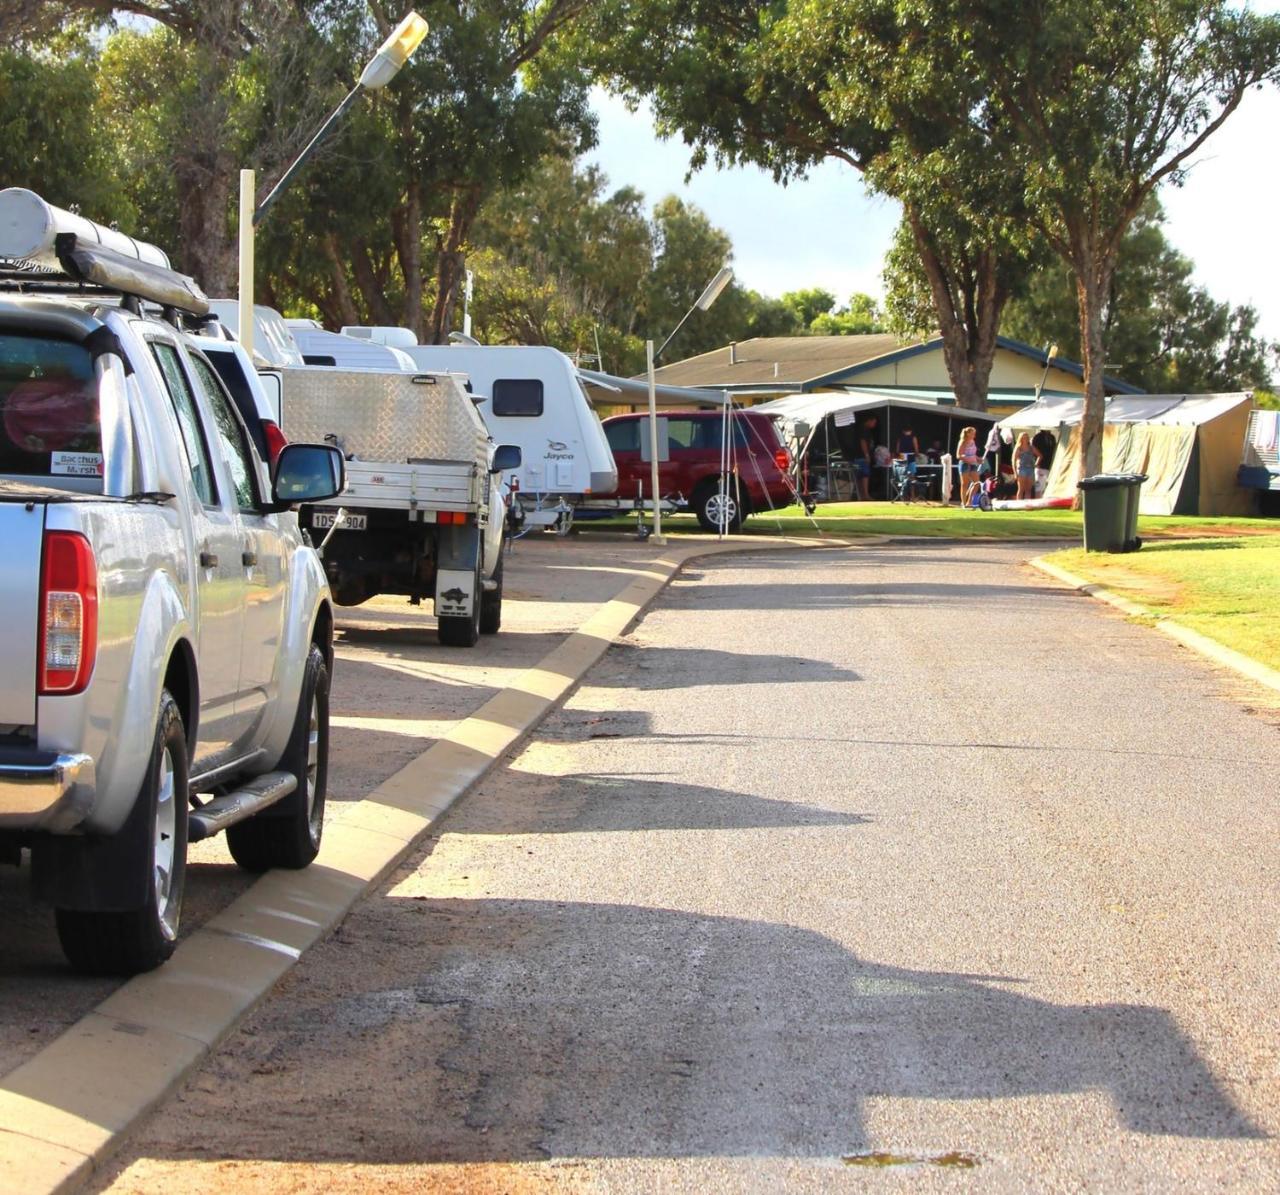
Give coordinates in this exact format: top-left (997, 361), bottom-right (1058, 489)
top-left (227, 644), bottom-right (329, 872)
top-left (56, 690), bottom-right (188, 975)
top-left (480, 552), bottom-right (503, 635)
top-left (438, 563), bottom-right (482, 648)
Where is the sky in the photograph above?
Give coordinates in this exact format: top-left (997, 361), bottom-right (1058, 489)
top-left (584, 77), bottom-right (1280, 349)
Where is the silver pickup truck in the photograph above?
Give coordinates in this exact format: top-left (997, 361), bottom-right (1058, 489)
top-left (0, 190), bottom-right (345, 975)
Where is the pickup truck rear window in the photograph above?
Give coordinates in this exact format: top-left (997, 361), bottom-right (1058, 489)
top-left (0, 334), bottom-right (102, 479)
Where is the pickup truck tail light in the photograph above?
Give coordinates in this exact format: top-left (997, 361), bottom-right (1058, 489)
top-left (437, 510), bottom-right (469, 525)
top-left (39, 532), bottom-right (98, 695)
top-left (262, 419), bottom-right (288, 468)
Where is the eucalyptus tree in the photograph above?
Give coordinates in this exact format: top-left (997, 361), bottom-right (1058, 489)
top-left (581, 0), bottom-right (1040, 409)
top-left (959, 0), bottom-right (1280, 474)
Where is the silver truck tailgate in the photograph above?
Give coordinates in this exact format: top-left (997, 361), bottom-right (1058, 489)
top-left (0, 502), bottom-right (45, 724)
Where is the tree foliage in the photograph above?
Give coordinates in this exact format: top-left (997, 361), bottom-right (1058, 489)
top-left (0, 45), bottom-right (133, 227)
top-left (957, 0), bottom-right (1280, 472)
top-left (1003, 198), bottom-right (1278, 393)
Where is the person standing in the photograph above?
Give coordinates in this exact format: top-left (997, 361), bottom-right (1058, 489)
top-left (956, 426), bottom-right (981, 505)
top-left (856, 413), bottom-right (879, 501)
top-left (1013, 431), bottom-right (1037, 500)
top-left (895, 425), bottom-right (920, 467)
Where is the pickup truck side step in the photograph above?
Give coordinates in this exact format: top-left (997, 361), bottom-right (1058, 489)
top-left (188, 771), bottom-right (297, 842)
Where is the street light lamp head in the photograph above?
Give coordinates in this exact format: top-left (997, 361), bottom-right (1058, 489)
top-left (695, 265), bottom-right (734, 312)
top-left (359, 11), bottom-right (429, 90)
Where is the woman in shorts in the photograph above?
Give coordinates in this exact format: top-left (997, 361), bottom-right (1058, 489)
top-left (956, 426), bottom-right (981, 504)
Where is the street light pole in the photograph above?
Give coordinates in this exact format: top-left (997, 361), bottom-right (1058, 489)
top-left (644, 266), bottom-right (734, 543)
top-left (236, 11), bottom-right (428, 359)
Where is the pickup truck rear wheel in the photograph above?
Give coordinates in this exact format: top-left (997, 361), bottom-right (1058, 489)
top-left (438, 563), bottom-right (482, 647)
top-left (227, 644), bottom-right (329, 872)
top-left (56, 690), bottom-right (188, 975)
top-left (479, 552), bottom-right (503, 635)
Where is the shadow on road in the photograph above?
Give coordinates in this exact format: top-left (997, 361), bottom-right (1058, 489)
top-left (456, 772), bottom-right (869, 836)
top-left (594, 643), bottom-right (861, 688)
top-left (137, 899), bottom-right (1264, 1169)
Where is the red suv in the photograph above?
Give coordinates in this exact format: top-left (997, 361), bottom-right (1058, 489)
top-left (601, 409), bottom-right (793, 530)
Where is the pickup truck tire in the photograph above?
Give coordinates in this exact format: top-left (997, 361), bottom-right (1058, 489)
top-left (693, 478), bottom-right (744, 533)
top-left (227, 644), bottom-right (329, 872)
top-left (438, 564), bottom-right (482, 648)
top-left (55, 690), bottom-right (188, 975)
top-left (480, 553), bottom-right (503, 635)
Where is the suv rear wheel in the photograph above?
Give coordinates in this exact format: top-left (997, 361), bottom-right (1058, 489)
top-left (692, 478), bottom-right (745, 532)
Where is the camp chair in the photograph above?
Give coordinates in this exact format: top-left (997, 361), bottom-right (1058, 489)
top-left (889, 458), bottom-right (917, 502)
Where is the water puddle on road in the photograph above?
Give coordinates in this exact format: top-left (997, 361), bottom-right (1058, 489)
top-left (842, 1150), bottom-right (980, 1170)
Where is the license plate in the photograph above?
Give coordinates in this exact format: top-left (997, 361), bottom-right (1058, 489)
top-left (312, 511), bottom-right (366, 531)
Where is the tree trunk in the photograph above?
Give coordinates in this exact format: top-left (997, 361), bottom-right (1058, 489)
top-left (320, 233), bottom-right (361, 328)
top-left (1073, 234), bottom-right (1115, 489)
top-left (398, 183), bottom-right (424, 338)
top-left (425, 187), bottom-right (481, 345)
top-left (350, 240), bottom-right (396, 328)
top-left (907, 207), bottom-right (1006, 411)
top-left (175, 148), bottom-right (237, 295)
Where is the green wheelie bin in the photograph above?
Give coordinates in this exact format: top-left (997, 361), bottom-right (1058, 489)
top-left (1077, 474), bottom-right (1129, 552)
top-left (1118, 473), bottom-right (1147, 551)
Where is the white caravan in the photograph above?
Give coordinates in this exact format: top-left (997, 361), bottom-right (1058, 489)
top-left (344, 330), bottom-right (617, 532)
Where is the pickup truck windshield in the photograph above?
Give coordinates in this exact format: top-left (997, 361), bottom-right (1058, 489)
top-left (0, 333), bottom-right (101, 482)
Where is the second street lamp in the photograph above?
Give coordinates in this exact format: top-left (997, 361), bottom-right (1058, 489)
top-left (238, 11), bottom-right (429, 359)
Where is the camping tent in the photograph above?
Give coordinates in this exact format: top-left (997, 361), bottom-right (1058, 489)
top-left (998, 393), bottom-right (1254, 516)
top-left (755, 390), bottom-right (997, 501)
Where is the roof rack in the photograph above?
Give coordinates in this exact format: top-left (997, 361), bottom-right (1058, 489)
top-left (0, 188), bottom-right (209, 318)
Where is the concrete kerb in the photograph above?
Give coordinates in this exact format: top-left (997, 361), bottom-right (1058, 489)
top-left (0, 533), bottom-right (856, 1195)
top-left (1030, 555), bottom-right (1280, 696)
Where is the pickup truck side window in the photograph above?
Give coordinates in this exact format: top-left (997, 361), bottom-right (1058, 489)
top-left (188, 354), bottom-right (258, 512)
top-left (151, 342), bottom-right (216, 506)
top-left (492, 378), bottom-right (543, 417)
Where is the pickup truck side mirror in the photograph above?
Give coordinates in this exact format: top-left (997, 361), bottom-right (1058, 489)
top-left (491, 443), bottom-right (522, 473)
top-left (270, 443), bottom-right (346, 508)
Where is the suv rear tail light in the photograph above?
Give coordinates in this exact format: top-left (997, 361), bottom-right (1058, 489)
top-left (262, 419), bottom-right (288, 468)
top-left (774, 446), bottom-right (791, 471)
top-left (39, 531), bottom-right (98, 695)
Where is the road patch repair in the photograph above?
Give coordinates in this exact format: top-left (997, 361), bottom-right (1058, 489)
top-left (1030, 555), bottom-right (1280, 696)
top-left (0, 533), bottom-right (845, 1194)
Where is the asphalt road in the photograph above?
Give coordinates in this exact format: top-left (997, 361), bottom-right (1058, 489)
top-left (88, 539), bottom-right (1280, 1191)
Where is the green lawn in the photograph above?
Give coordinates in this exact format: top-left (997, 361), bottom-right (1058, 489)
top-left (1046, 537), bottom-right (1280, 672)
top-left (587, 501), bottom-right (1279, 542)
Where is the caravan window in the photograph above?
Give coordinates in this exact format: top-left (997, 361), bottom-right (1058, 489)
top-left (492, 378), bottom-right (543, 417)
